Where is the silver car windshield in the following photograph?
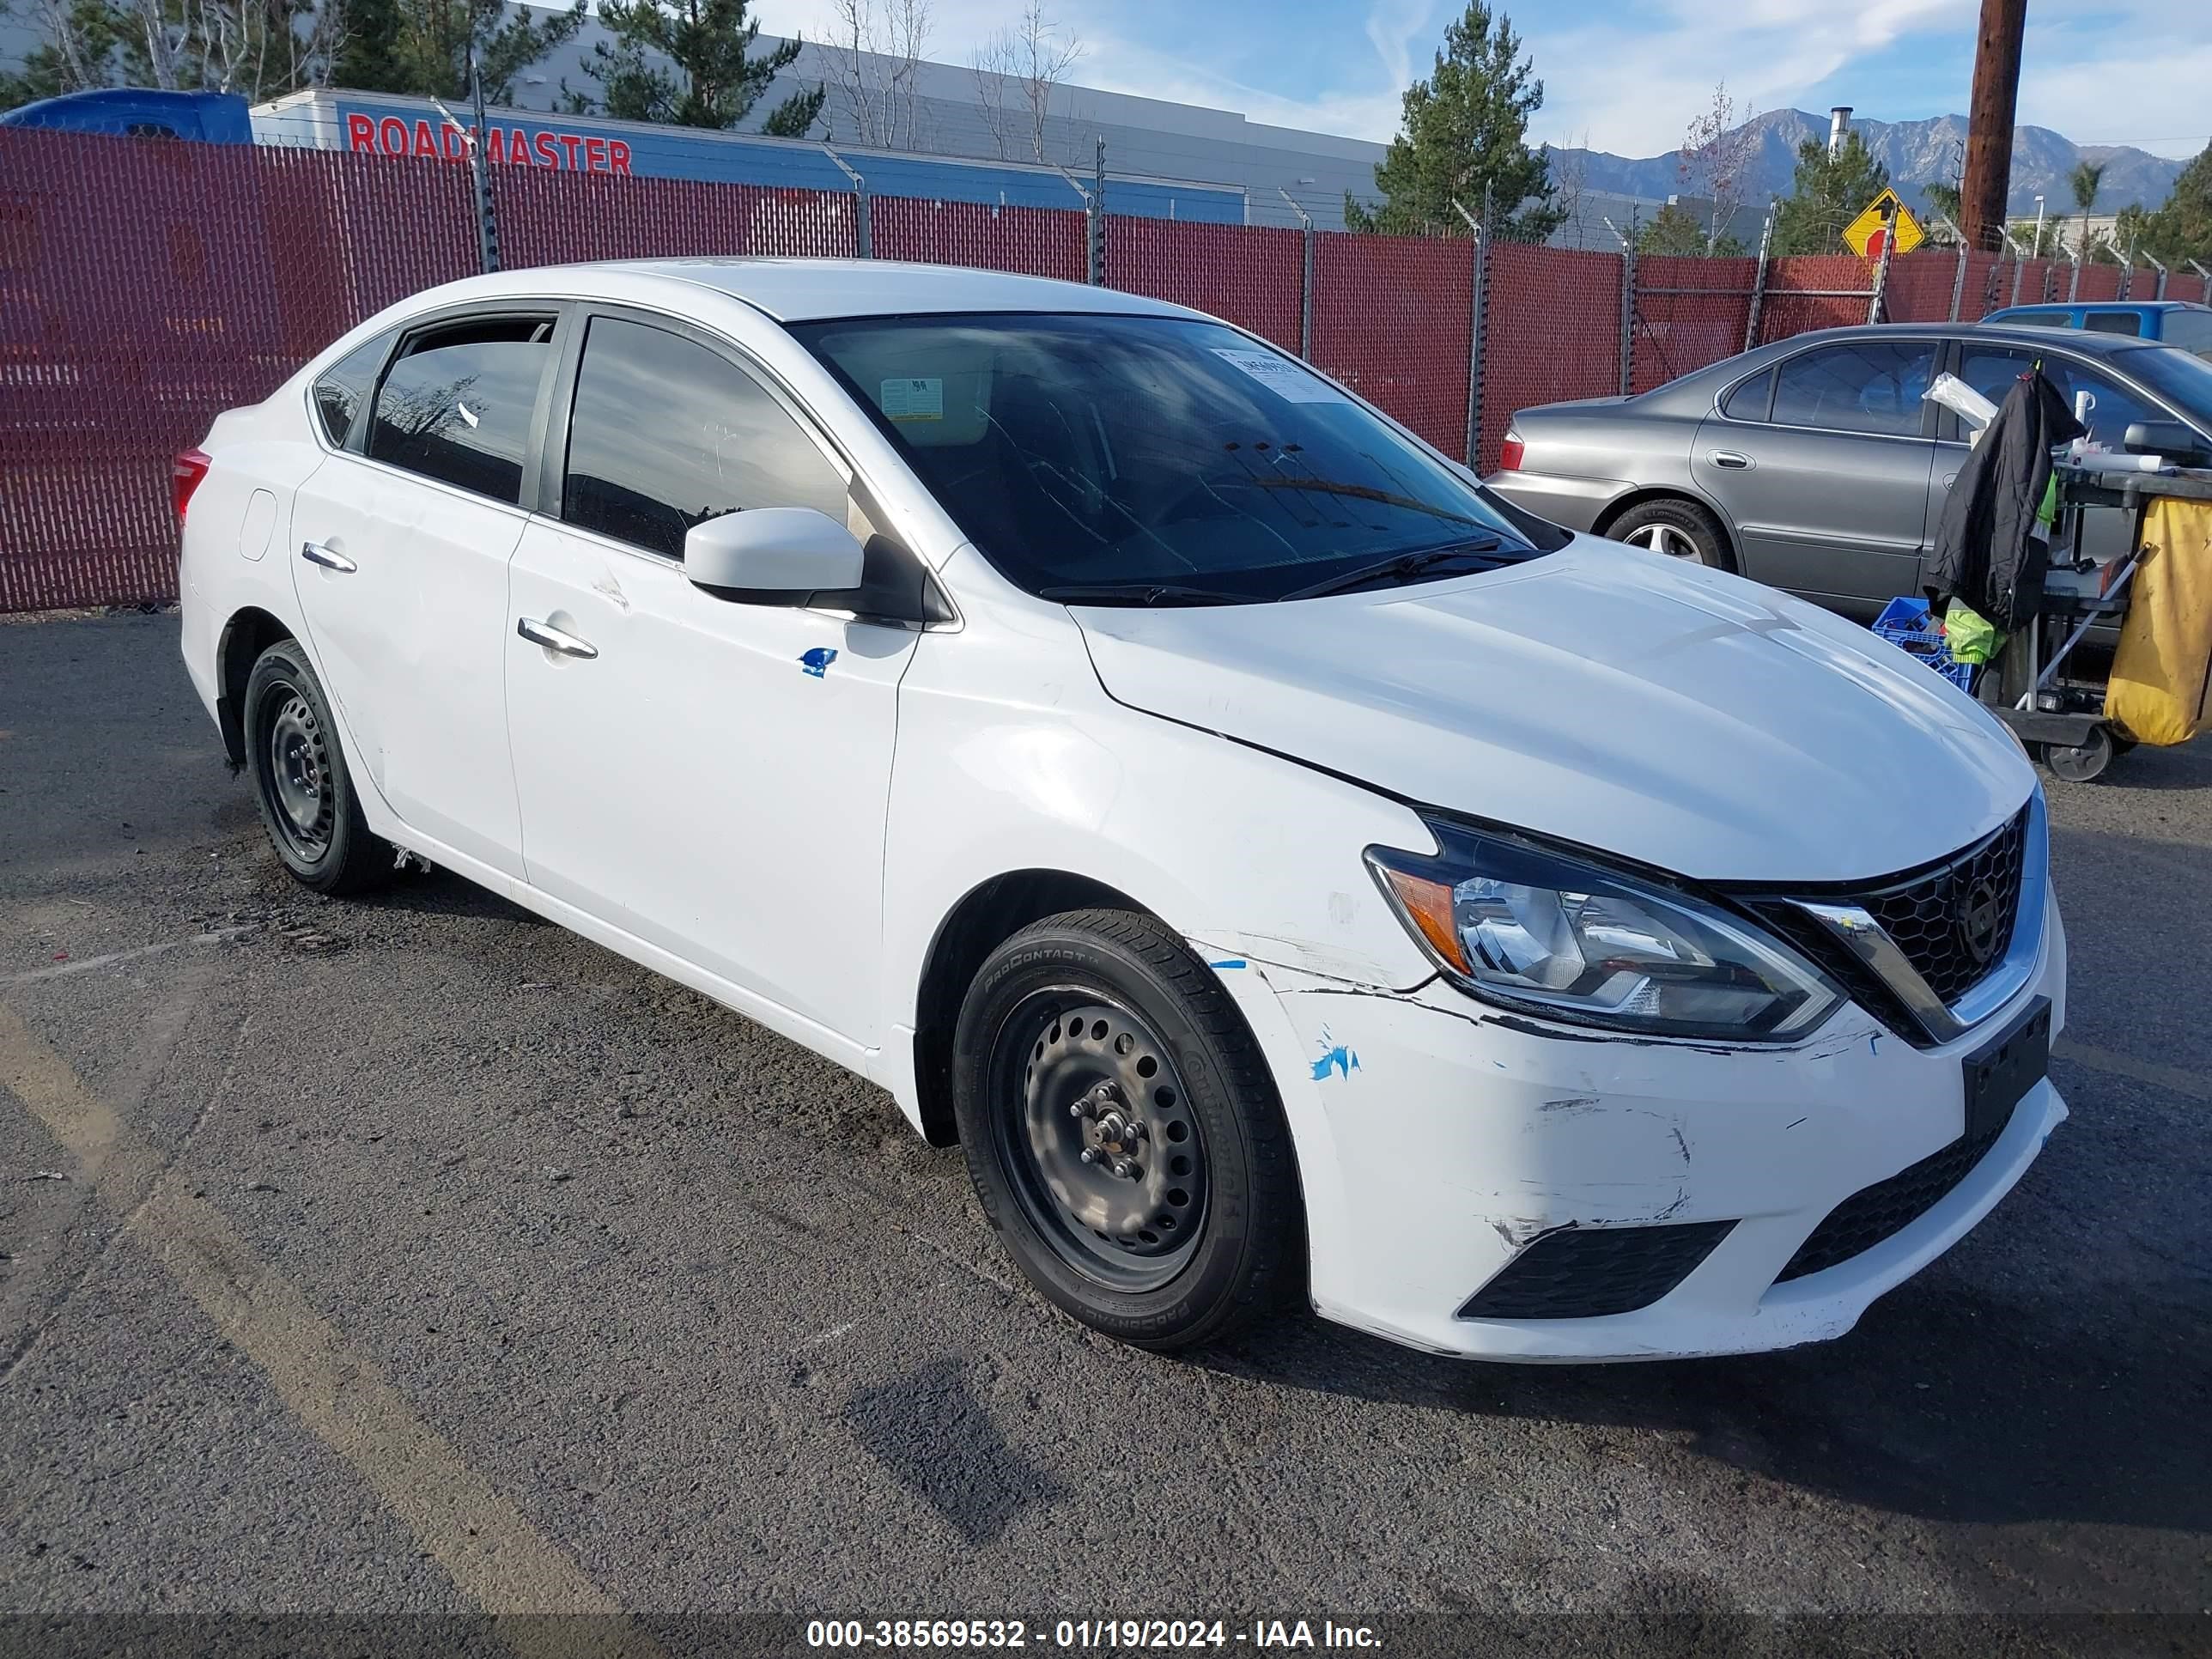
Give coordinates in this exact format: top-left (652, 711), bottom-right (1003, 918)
top-left (792, 312), bottom-right (1551, 604)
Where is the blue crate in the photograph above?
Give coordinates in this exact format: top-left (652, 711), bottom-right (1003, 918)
top-left (1871, 597), bottom-right (1977, 693)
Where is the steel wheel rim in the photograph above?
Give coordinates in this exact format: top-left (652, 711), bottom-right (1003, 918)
top-left (261, 686), bottom-right (334, 856)
top-left (991, 990), bottom-right (1208, 1291)
top-left (1625, 522), bottom-right (1701, 560)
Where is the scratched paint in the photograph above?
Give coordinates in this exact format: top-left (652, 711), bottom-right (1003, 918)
top-left (799, 647), bottom-right (839, 678)
top-left (1310, 1027), bottom-right (1361, 1080)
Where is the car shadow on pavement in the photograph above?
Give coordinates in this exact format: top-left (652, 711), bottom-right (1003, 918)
top-left (353, 866), bottom-right (556, 927)
top-left (1190, 1237), bottom-right (2209, 1535)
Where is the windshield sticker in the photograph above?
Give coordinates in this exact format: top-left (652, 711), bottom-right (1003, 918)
top-left (1211, 348), bottom-right (1345, 404)
top-left (879, 377), bottom-right (944, 422)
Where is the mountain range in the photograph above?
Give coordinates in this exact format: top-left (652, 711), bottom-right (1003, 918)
top-left (1549, 108), bottom-right (2193, 222)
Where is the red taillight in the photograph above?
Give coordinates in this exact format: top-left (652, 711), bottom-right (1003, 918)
top-left (1498, 435), bottom-right (1525, 471)
top-left (172, 448), bottom-right (212, 520)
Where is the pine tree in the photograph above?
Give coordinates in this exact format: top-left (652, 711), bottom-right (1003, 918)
top-left (0, 0), bottom-right (126, 102)
top-left (2129, 141), bottom-right (2212, 264)
top-left (1638, 201), bottom-right (1741, 258)
top-left (1345, 1), bottom-right (1559, 240)
top-left (331, 0), bottom-right (408, 92)
top-left (380, 0), bottom-right (586, 103)
top-left (580, 0), bottom-right (822, 133)
top-left (1771, 133), bottom-right (1889, 254)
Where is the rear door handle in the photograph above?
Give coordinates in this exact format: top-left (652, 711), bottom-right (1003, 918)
top-left (301, 540), bottom-right (357, 573)
top-left (517, 616), bottom-right (599, 659)
top-left (1708, 451), bottom-right (1753, 470)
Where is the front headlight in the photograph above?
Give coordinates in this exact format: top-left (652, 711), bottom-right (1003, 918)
top-left (1366, 821), bottom-right (1841, 1043)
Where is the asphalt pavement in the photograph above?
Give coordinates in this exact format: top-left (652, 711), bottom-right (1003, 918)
top-left (0, 612), bottom-right (2206, 1654)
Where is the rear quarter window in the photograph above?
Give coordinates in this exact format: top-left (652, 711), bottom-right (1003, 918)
top-left (2159, 313), bottom-right (2212, 357)
top-left (311, 332), bottom-right (393, 447)
top-left (1720, 368), bottom-right (1772, 421)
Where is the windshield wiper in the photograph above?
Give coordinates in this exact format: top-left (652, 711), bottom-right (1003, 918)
top-left (1038, 580), bottom-right (1262, 607)
top-left (1282, 538), bottom-right (1511, 602)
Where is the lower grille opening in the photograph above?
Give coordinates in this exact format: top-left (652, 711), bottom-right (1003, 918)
top-left (1457, 1218), bottom-right (1736, 1321)
top-left (1775, 1107), bottom-right (2015, 1283)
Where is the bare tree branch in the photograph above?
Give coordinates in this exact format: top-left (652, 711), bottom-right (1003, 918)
top-left (971, 1), bottom-right (1081, 165)
top-left (1679, 81), bottom-right (1757, 254)
top-left (822, 0), bottom-right (932, 150)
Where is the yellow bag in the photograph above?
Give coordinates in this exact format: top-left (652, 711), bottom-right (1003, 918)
top-left (2105, 496), bottom-right (2212, 747)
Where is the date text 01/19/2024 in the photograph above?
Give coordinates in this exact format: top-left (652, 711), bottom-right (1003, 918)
top-left (804, 1620), bottom-right (1382, 1650)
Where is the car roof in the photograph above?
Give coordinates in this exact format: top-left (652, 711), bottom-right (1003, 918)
top-left (1606, 318), bottom-right (2183, 415)
top-left (1985, 300), bottom-right (2209, 314)
top-left (1742, 320), bottom-right (2171, 360)
top-left (402, 257), bottom-right (1199, 325)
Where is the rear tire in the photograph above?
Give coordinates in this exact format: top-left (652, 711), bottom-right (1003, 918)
top-left (951, 908), bottom-right (1300, 1351)
top-left (1607, 498), bottom-right (1732, 570)
top-left (242, 638), bottom-right (391, 895)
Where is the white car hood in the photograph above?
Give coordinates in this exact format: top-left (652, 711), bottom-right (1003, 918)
top-left (1073, 537), bottom-right (2035, 884)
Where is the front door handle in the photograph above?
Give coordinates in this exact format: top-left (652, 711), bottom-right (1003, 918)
top-left (1708, 450), bottom-right (1753, 470)
top-left (517, 616), bottom-right (599, 659)
top-left (301, 540), bottom-right (357, 573)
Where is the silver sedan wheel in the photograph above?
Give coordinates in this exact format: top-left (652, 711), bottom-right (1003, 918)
top-left (1624, 522), bottom-right (1704, 560)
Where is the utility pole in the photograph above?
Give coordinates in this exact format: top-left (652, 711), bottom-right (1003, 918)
top-left (1959, 0), bottom-right (2026, 252)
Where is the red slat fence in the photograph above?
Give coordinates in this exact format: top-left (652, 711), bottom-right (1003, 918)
top-left (4, 127), bottom-right (2206, 612)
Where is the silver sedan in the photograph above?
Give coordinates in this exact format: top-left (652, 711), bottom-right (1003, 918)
top-left (1486, 322), bottom-right (2212, 621)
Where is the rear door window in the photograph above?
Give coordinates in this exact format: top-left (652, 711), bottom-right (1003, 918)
top-left (1771, 341), bottom-right (1937, 436)
top-left (368, 315), bottom-right (555, 504)
top-left (2002, 311), bottom-right (2072, 330)
top-left (2084, 311), bottom-right (2143, 336)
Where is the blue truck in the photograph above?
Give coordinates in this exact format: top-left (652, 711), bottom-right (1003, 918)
top-left (0, 87), bottom-right (254, 141)
top-left (1979, 300), bottom-right (2212, 360)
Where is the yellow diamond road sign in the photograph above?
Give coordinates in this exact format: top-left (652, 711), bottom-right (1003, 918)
top-left (1844, 188), bottom-right (1925, 258)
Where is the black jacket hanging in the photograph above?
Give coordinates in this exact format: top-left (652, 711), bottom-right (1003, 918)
top-left (1923, 367), bottom-right (2084, 632)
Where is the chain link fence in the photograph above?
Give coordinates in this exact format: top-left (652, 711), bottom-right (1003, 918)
top-left (5, 127), bottom-right (2210, 612)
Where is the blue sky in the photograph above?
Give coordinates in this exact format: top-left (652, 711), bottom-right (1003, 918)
top-left (763, 0), bottom-right (2208, 159)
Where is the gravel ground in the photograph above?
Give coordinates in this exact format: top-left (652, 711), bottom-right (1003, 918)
top-left (0, 613), bottom-right (2205, 1653)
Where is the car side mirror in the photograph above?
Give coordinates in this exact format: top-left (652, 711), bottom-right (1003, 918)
top-left (685, 508), bottom-right (866, 599)
top-left (2123, 418), bottom-right (2209, 462)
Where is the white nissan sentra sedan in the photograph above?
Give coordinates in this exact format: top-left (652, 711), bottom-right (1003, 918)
top-left (175, 258), bottom-right (2066, 1362)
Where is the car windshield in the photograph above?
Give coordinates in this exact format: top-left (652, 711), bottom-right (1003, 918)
top-left (789, 312), bottom-right (1546, 603)
top-left (2120, 343), bottom-right (2212, 420)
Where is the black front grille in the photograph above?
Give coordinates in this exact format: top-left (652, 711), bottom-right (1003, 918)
top-left (1775, 1107), bottom-right (2013, 1282)
top-left (1457, 1219), bottom-right (1735, 1320)
top-left (1747, 809), bottom-right (2031, 1046)
top-left (1859, 810), bottom-right (2027, 1003)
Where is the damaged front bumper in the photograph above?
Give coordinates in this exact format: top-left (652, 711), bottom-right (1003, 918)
top-left (1196, 883), bottom-right (2068, 1362)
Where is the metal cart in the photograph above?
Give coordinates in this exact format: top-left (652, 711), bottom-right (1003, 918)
top-left (1981, 465), bottom-right (2212, 783)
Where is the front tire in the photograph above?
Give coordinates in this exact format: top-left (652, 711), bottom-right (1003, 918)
top-left (242, 638), bottom-right (391, 895)
top-left (1607, 497), bottom-right (1732, 569)
top-left (951, 909), bottom-right (1300, 1350)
